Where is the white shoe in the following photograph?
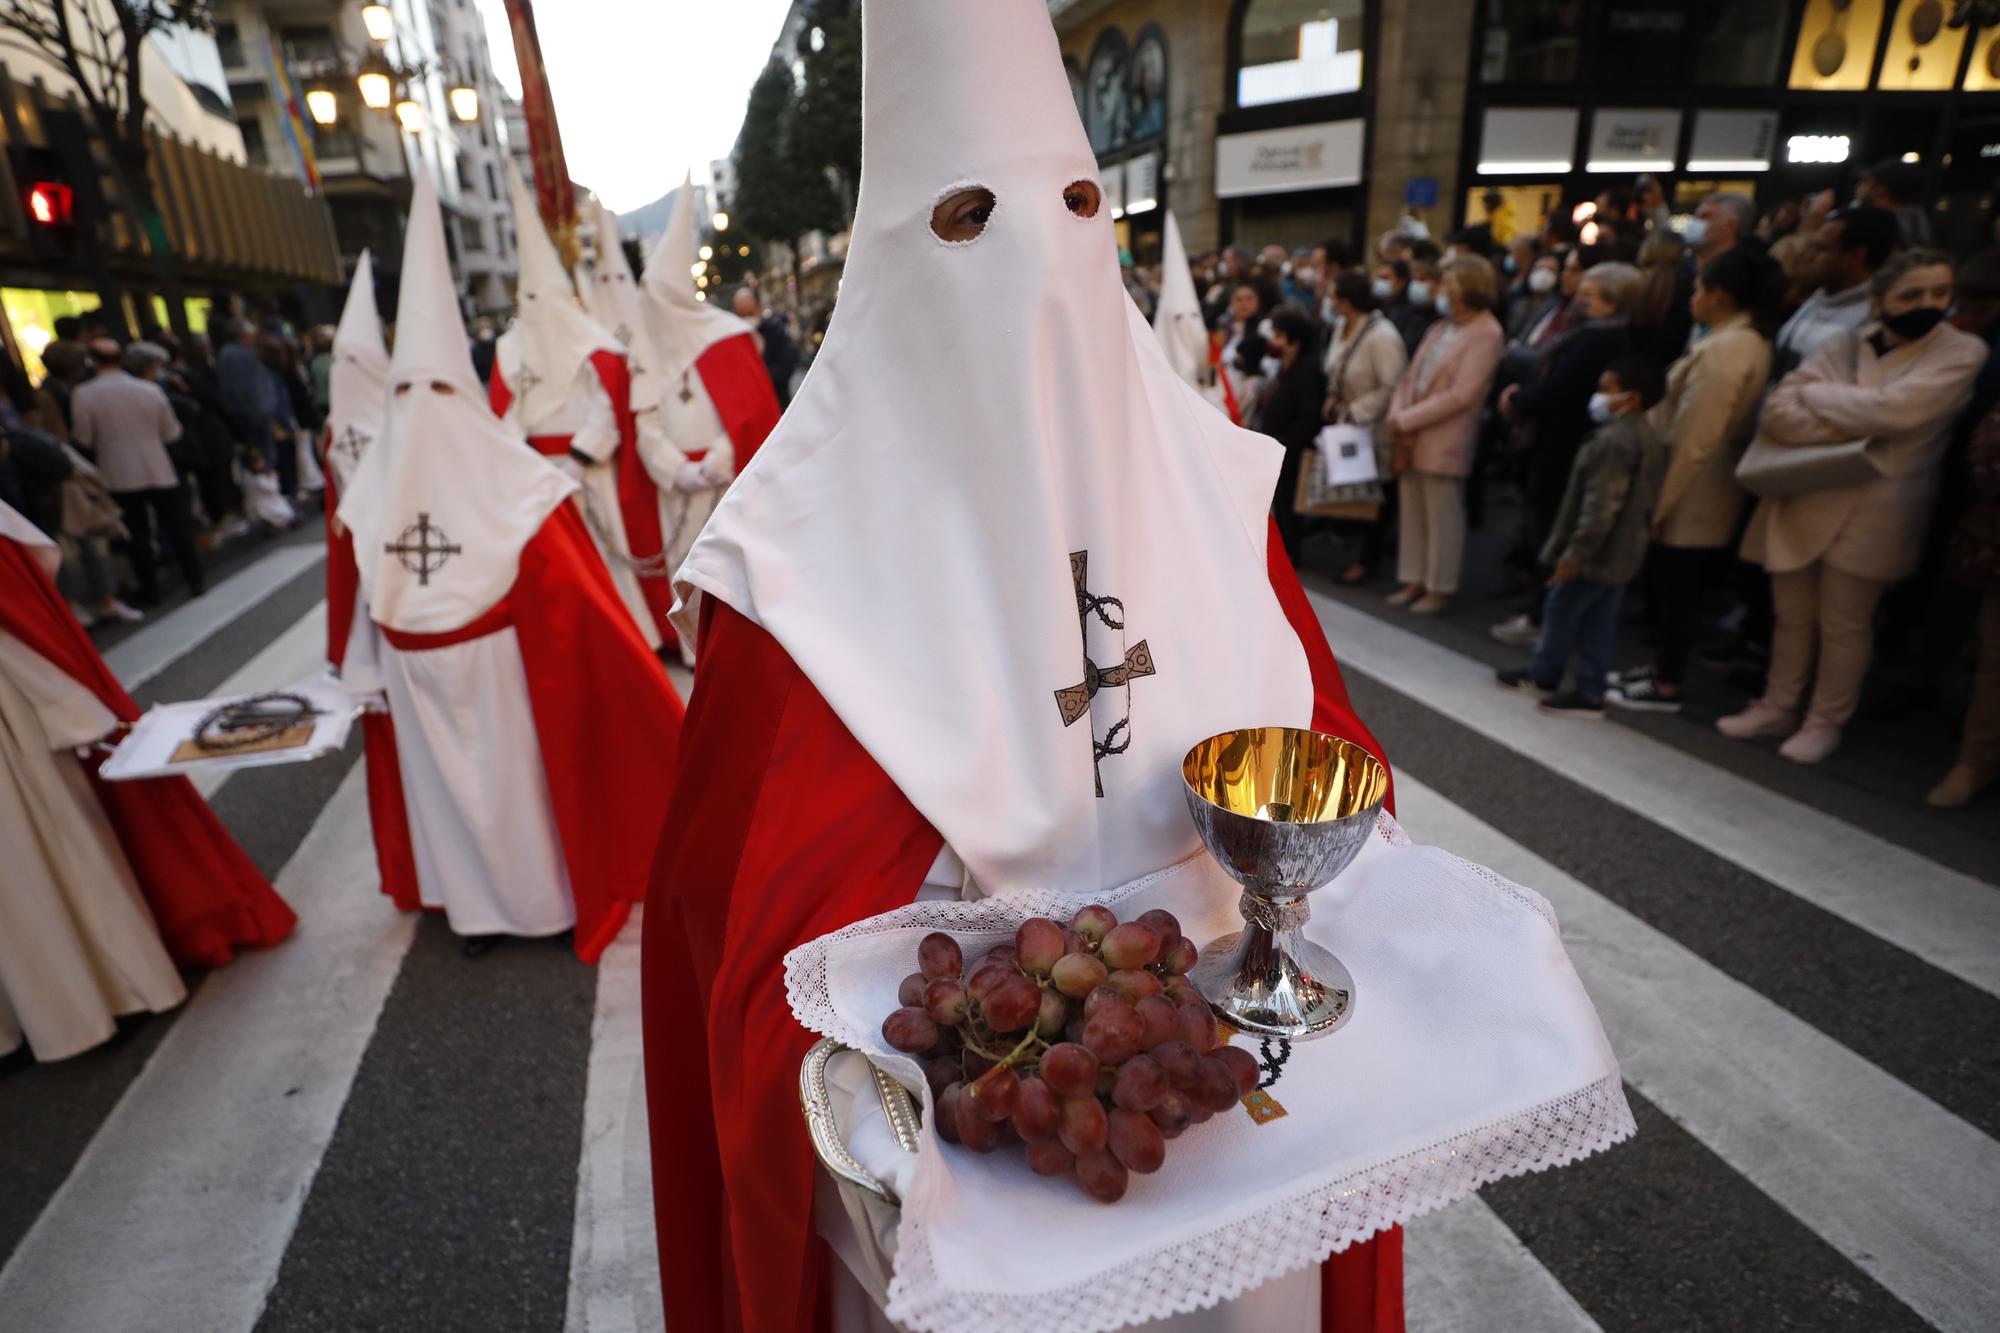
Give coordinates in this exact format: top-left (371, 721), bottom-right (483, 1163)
top-left (99, 599), bottom-right (145, 624)
top-left (1490, 613), bottom-right (1539, 646)
top-left (1778, 722), bottom-right (1841, 765)
top-left (1717, 701), bottom-right (1797, 740)
top-left (68, 602), bottom-right (99, 628)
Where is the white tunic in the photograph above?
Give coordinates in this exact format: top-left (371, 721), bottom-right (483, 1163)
top-left (0, 631), bottom-right (185, 1061)
top-left (651, 365), bottom-right (735, 665)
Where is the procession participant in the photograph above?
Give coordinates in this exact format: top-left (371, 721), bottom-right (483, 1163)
top-left (641, 1), bottom-right (1401, 1328)
top-left (320, 250), bottom-right (420, 912)
top-left (0, 500), bottom-right (294, 1062)
top-left (637, 177), bottom-right (782, 658)
top-left (337, 173), bottom-right (682, 962)
top-left (490, 164), bottom-right (673, 651)
top-left (1153, 209), bottom-right (1209, 388)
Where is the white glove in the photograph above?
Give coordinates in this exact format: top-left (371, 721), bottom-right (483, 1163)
top-left (555, 453), bottom-right (586, 483)
top-left (697, 451), bottom-right (735, 487)
top-left (673, 460), bottom-right (709, 493)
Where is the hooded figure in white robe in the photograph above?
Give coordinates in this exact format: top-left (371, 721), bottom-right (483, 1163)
top-left (1153, 210), bottom-right (1211, 389)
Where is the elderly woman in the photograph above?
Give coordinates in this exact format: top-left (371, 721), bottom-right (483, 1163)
top-left (1611, 249), bottom-right (1777, 712)
top-left (1493, 260), bottom-right (1640, 642)
top-left (1321, 268), bottom-right (1410, 582)
top-left (1384, 253), bottom-right (1505, 614)
top-left (1720, 249), bottom-right (1987, 764)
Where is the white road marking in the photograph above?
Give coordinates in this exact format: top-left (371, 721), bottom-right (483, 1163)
top-left (0, 767), bottom-right (418, 1332)
top-left (191, 604), bottom-right (329, 798)
top-left (1404, 1198), bottom-right (1601, 1333)
top-left (564, 910), bottom-right (660, 1333)
top-left (1397, 777), bottom-right (2000, 1333)
top-left (103, 544), bottom-right (326, 691)
top-left (1311, 592), bottom-right (2000, 997)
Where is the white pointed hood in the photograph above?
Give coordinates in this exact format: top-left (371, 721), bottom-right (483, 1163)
top-left (1152, 211), bottom-right (1209, 387)
top-left (338, 172), bottom-right (576, 635)
top-left (587, 198), bottom-right (663, 410)
top-left (326, 249), bottom-right (389, 496)
top-left (677, 0), bottom-right (1312, 899)
top-left (499, 160), bottom-right (618, 428)
top-left (639, 174), bottom-right (752, 383)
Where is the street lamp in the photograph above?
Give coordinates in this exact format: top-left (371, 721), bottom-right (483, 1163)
top-left (698, 244), bottom-right (713, 260)
top-left (361, 3), bottom-right (395, 43)
top-left (449, 81), bottom-right (479, 123)
top-left (395, 91), bottom-right (424, 134)
top-left (357, 52), bottom-right (394, 110)
top-left (305, 84), bottom-right (339, 126)
top-left (712, 210), bottom-right (729, 232)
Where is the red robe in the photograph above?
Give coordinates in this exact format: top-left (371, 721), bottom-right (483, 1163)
top-left (376, 504), bottom-right (685, 964)
top-left (491, 349), bottom-right (677, 641)
top-left (693, 331), bottom-right (783, 473)
top-left (0, 534), bottom-right (296, 968)
top-left (321, 434), bottom-right (423, 913)
top-left (642, 522), bottom-right (1403, 1333)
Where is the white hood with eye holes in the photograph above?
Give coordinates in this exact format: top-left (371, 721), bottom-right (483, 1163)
top-left (337, 172), bottom-right (576, 635)
top-left (498, 160), bottom-right (620, 432)
top-left (675, 0), bottom-right (1313, 902)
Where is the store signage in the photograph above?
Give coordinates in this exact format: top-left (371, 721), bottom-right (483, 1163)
top-left (1786, 134), bottom-right (1850, 165)
top-left (1687, 110), bottom-right (1778, 173)
top-left (1586, 108), bottom-right (1681, 173)
top-left (1215, 119), bottom-right (1364, 198)
top-left (1405, 176), bottom-right (1439, 207)
top-left (1476, 107), bottom-right (1580, 176)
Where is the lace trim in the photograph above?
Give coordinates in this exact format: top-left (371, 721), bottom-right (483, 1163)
top-left (886, 1071), bottom-right (1634, 1332)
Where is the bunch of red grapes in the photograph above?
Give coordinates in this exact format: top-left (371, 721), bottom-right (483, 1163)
top-left (880, 905), bottom-right (1261, 1203)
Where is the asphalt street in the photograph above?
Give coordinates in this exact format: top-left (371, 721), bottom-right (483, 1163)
top-left (1, 523), bottom-right (1994, 1333)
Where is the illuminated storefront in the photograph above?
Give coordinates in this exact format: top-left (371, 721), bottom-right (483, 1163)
top-left (1459, 1), bottom-right (2000, 251)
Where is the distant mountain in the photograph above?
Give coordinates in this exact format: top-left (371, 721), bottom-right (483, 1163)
top-left (610, 182), bottom-right (707, 242)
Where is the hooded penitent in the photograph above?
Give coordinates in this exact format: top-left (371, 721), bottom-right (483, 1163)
top-left (641, 175), bottom-right (756, 386)
top-left (497, 161), bottom-right (621, 432)
top-left (646, 2), bottom-right (1396, 1329)
top-left (676, 0), bottom-right (1320, 900)
top-left (1153, 209), bottom-right (1210, 387)
top-left (324, 249), bottom-right (388, 498)
top-left (588, 199), bottom-right (664, 411)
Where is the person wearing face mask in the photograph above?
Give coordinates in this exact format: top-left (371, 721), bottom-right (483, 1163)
top-left (1501, 238), bottom-right (1544, 334)
top-left (1389, 255), bottom-right (1440, 354)
top-left (1681, 192), bottom-right (1756, 268)
top-left (1520, 246), bottom-right (1581, 351)
top-left (1719, 250), bottom-right (1986, 764)
top-left (1258, 307), bottom-right (1332, 558)
top-left (1321, 270), bottom-right (1410, 583)
top-left (1497, 355), bottom-right (1669, 716)
top-left (1493, 261), bottom-right (1640, 644)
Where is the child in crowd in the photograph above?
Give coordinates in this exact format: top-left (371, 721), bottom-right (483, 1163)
top-left (1497, 354), bottom-right (1668, 717)
top-left (241, 448), bottom-right (296, 531)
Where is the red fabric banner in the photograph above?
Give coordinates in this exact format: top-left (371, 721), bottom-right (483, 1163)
top-left (502, 0), bottom-right (578, 261)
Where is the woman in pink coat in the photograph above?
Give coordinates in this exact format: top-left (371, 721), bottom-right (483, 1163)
top-left (1384, 254), bottom-right (1507, 613)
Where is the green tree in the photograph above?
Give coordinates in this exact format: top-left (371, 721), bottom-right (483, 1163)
top-left (791, 0), bottom-right (861, 218)
top-left (0, 1), bottom-right (210, 333)
top-left (729, 60), bottom-right (839, 290)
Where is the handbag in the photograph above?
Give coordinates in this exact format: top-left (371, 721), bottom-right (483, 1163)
top-left (1295, 424), bottom-right (1384, 517)
top-left (1736, 332), bottom-right (1882, 499)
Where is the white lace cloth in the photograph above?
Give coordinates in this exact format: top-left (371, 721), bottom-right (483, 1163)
top-left (784, 813), bottom-right (1633, 1333)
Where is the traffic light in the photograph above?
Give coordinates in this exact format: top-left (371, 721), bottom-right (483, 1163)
top-left (8, 143), bottom-right (82, 264)
top-left (28, 180), bottom-right (73, 226)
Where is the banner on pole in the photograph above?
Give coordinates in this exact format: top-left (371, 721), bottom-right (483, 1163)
top-left (502, 0), bottom-right (579, 267)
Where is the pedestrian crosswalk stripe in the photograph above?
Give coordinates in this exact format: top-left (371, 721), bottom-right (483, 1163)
top-left (1309, 591), bottom-right (2000, 998)
top-left (0, 767), bottom-right (417, 1332)
top-left (102, 544), bottom-right (326, 691)
top-left (1398, 777), bottom-right (2000, 1333)
top-left (1404, 1196), bottom-right (1602, 1333)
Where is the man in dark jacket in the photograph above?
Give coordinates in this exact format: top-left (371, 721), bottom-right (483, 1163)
top-left (1256, 308), bottom-right (1330, 562)
top-left (215, 318), bottom-right (278, 474)
top-left (734, 289), bottom-right (798, 409)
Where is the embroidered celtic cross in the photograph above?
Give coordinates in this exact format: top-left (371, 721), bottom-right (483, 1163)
top-left (330, 424), bottom-right (370, 470)
top-left (1053, 550), bottom-right (1156, 797)
top-left (385, 512), bottom-right (462, 587)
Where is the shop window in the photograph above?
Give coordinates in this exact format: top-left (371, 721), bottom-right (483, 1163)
top-left (1084, 26), bottom-right (1169, 156)
top-left (1595, 3), bottom-right (1692, 85)
top-left (1877, 0), bottom-right (1968, 90)
top-left (1788, 0), bottom-right (1886, 91)
top-left (1464, 182), bottom-right (1564, 244)
top-left (1966, 22), bottom-right (2000, 91)
top-left (1691, 0), bottom-right (1790, 85)
top-left (3, 287), bottom-right (102, 384)
top-left (1479, 0), bottom-right (1581, 85)
top-left (1235, 0), bottom-right (1364, 107)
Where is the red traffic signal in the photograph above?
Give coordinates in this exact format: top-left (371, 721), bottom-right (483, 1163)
top-left (27, 180), bottom-right (73, 226)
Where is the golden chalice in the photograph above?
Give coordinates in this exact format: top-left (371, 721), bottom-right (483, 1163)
top-left (1181, 727), bottom-right (1389, 1040)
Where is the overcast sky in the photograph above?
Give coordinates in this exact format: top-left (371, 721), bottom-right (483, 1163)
top-left (475, 0), bottom-right (795, 213)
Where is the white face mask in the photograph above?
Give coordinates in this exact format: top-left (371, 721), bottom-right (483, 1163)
top-left (1371, 277), bottom-right (1395, 302)
top-left (1587, 391), bottom-right (1621, 425)
top-left (1528, 268), bottom-right (1557, 294)
top-left (1406, 280), bottom-right (1433, 308)
top-left (1682, 217), bottom-right (1710, 251)
top-left (1434, 292), bottom-right (1454, 317)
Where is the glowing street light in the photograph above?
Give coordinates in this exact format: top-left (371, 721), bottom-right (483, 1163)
top-left (357, 64), bottom-right (393, 110)
top-left (305, 85), bottom-right (338, 126)
top-left (712, 210), bottom-right (729, 232)
top-left (698, 244), bottom-right (713, 260)
top-left (449, 82), bottom-right (479, 123)
top-left (395, 94), bottom-right (424, 133)
top-left (361, 4), bottom-right (395, 43)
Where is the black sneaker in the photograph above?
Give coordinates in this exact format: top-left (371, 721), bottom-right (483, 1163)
top-left (1537, 690), bottom-right (1605, 718)
top-left (1608, 676), bottom-right (1683, 714)
top-left (1495, 667), bottom-right (1555, 693)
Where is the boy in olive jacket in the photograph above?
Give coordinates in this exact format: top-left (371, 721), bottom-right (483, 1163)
top-left (1498, 354), bottom-right (1669, 716)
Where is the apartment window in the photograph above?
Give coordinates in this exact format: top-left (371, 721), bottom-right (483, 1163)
top-left (462, 219), bottom-right (485, 252)
top-left (239, 119), bottom-right (268, 165)
top-left (216, 23), bottom-right (244, 69)
top-left (485, 161), bottom-right (498, 200)
top-left (280, 25), bottom-right (338, 66)
top-left (1234, 0), bottom-right (1366, 107)
top-left (456, 153), bottom-right (475, 192)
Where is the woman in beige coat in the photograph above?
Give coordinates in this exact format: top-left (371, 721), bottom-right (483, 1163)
top-left (1612, 250), bottom-right (1774, 713)
top-left (1719, 249), bottom-right (1987, 763)
top-left (1321, 268), bottom-right (1410, 583)
top-left (1384, 254), bottom-right (1506, 613)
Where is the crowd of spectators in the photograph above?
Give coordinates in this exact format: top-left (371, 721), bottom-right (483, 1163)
top-left (1136, 168), bottom-right (2000, 808)
top-left (0, 305), bottom-right (332, 626)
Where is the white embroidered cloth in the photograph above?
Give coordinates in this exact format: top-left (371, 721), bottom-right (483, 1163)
top-left (785, 814), bottom-right (1632, 1333)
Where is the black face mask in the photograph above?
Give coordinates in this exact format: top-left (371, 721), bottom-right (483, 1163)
top-left (1881, 305), bottom-right (1945, 341)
